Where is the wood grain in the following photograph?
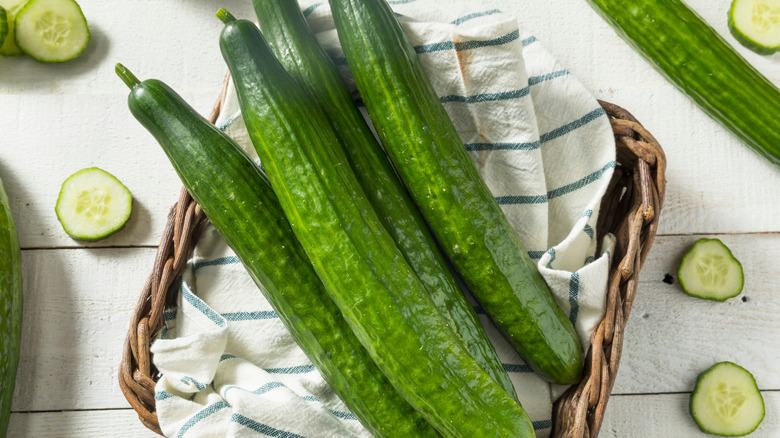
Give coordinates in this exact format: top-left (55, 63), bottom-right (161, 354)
top-left (8, 409), bottom-right (158, 438)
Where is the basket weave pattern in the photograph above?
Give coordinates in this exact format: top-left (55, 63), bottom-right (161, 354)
top-left (118, 85), bottom-right (666, 436)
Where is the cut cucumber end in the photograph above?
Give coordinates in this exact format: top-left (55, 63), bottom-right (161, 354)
top-left (729, 0), bottom-right (780, 54)
top-left (14, 0), bottom-right (90, 62)
top-left (690, 362), bottom-right (765, 436)
top-left (55, 167), bottom-right (132, 241)
top-left (678, 238), bottom-right (744, 301)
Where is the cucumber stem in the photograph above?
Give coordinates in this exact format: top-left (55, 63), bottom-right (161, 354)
top-left (216, 8), bottom-right (236, 23)
top-left (115, 63), bottom-right (141, 88)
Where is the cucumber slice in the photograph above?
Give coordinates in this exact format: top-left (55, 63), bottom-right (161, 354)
top-left (729, 0), bottom-right (780, 54)
top-left (0, 0), bottom-right (26, 56)
top-left (0, 6), bottom-right (8, 48)
top-left (678, 238), bottom-right (744, 301)
top-left (55, 168), bottom-right (132, 241)
top-left (14, 0), bottom-right (89, 62)
top-left (690, 362), bottom-right (765, 436)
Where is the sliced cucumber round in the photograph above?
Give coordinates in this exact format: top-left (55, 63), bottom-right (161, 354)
top-left (678, 238), bottom-right (744, 301)
top-left (55, 168), bottom-right (132, 241)
top-left (0, 0), bottom-right (26, 56)
top-left (14, 0), bottom-right (89, 62)
top-left (690, 362), bottom-right (765, 436)
top-left (729, 0), bottom-right (780, 55)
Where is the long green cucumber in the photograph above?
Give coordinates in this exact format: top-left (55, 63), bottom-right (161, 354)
top-left (251, 0), bottom-right (517, 401)
top-left (328, 0), bottom-right (583, 384)
top-left (0, 175), bottom-right (22, 438)
top-left (115, 64), bottom-right (438, 438)
top-left (217, 11), bottom-right (534, 437)
top-left (585, 0), bottom-right (780, 168)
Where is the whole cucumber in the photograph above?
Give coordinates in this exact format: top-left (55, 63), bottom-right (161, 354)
top-left (328, 0), bottom-right (583, 384)
top-left (0, 175), bottom-right (22, 438)
top-left (251, 0), bottom-right (516, 401)
top-left (116, 64), bottom-right (438, 438)
top-left (217, 11), bottom-right (535, 437)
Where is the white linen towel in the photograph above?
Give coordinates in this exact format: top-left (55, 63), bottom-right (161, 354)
top-left (150, 1), bottom-right (617, 436)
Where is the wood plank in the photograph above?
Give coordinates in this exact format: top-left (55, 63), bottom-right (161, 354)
top-left (602, 392), bottom-right (779, 437)
top-left (614, 234), bottom-right (780, 394)
top-left (10, 247), bottom-right (157, 411)
top-left (7, 409), bottom-right (158, 438)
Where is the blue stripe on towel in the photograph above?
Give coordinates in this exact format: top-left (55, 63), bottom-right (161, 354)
top-left (533, 419), bottom-right (553, 430)
top-left (302, 3), bottom-right (322, 17)
top-left (502, 363), bottom-right (534, 373)
top-left (569, 272), bottom-right (580, 326)
top-left (539, 107), bottom-right (605, 144)
top-left (222, 311), bottom-right (279, 321)
top-left (440, 87), bottom-right (529, 104)
top-left (193, 256), bottom-right (240, 271)
top-left (264, 365), bottom-right (317, 374)
top-left (177, 401), bottom-right (230, 438)
top-left (495, 161), bottom-right (616, 205)
top-left (232, 413), bottom-right (307, 438)
top-left (180, 283), bottom-right (226, 328)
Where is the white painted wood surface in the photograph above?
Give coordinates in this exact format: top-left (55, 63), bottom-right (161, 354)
top-left (1, 0), bottom-right (778, 436)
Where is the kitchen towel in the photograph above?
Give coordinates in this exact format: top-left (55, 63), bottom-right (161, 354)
top-left (150, 1), bottom-right (617, 437)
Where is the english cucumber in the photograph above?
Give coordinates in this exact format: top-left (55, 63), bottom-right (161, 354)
top-left (690, 362), bottom-right (765, 436)
top-left (585, 0), bottom-right (780, 168)
top-left (117, 64), bottom-right (438, 438)
top-left (678, 238), bottom-right (744, 301)
top-left (0, 175), bottom-right (22, 438)
top-left (328, 0), bottom-right (583, 384)
top-left (217, 11), bottom-right (535, 437)
top-left (55, 167), bottom-right (132, 242)
top-left (729, 0), bottom-right (780, 55)
top-left (251, 0), bottom-right (516, 401)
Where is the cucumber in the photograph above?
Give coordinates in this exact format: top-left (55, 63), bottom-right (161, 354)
top-left (55, 167), bottom-right (132, 241)
top-left (678, 238), bottom-right (744, 301)
top-left (690, 362), bottom-right (765, 436)
top-left (584, 0), bottom-right (780, 168)
top-left (0, 175), bottom-right (23, 438)
top-left (116, 64), bottom-right (439, 438)
top-left (217, 11), bottom-right (535, 437)
top-left (0, 6), bottom-right (7, 48)
top-left (251, 0), bottom-right (517, 401)
top-left (0, 0), bottom-right (25, 56)
top-left (14, 0), bottom-right (89, 62)
top-left (327, 0), bottom-right (583, 384)
top-left (729, 0), bottom-right (780, 54)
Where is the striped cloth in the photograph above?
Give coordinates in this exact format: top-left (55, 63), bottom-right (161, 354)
top-left (150, 1), bottom-right (616, 437)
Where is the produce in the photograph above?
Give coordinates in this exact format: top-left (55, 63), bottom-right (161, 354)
top-left (328, 0), bottom-right (583, 384)
top-left (251, 0), bottom-right (517, 400)
top-left (729, 0), bottom-right (780, 54)
top-left (0, 175), bottom-right (22, 438)
top-left (116, 64), bottom-right (438, 437)
top-left (0, 0), bottom-right (25, 56)
top-left (55, 167), bottom-right (132, 241)
top-left (0, 6), bottom-right (7, 47)
top-left (217, 10), bottom-right (535, 437)
top-left (690, 362), bottom-right (765, 436)
top-left (678, 238), bottom-right (744, 301)
top-left (14, 0), bottom-right (89, 62)
top-left (585, 0), bottom-right (780, 168)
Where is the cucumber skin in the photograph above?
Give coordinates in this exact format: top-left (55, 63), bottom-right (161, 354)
top-left (727, 1), bottom-right (780, 56)
top-left (328, 0), bottom-right (583, 384)
top-left (0, 176), bottom-right (22, 438)
top-left (586, 0), bottom-right (780, 168)
top-left (219, 18), bottom-right (535, 438)
top-left (0, 7), bottom-right (7, 49)
top-left (123, 77), bottom-right (438, 438)
top-left (251, 0), bottom-right (517, 401)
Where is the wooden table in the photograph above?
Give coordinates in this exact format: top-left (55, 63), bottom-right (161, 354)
top-left (2, 0), bottom-right (778, 436)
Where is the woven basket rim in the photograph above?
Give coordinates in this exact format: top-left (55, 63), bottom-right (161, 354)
top-left (118, 74), bottom-right (666, 437)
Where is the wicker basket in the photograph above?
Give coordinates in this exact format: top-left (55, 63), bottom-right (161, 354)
top-left (118, 74), bottom-right (666, 437)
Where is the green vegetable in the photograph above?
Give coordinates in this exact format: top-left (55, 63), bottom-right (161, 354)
top-left (690, 362), bottom-right (765, 436)
top-left (216, 11), bottom-right (535, 437)
top-left (14, 0), bottom-right (89, 62)
top-left (585, 0), bottom-right (780, 168)
top-left (678, 238), bottom-right (744, 301)
top-left (0, 0), bottom-right (25, 56)
top-left (729, 0), bottom-right (780, 54)
top-left (0, 6), bottom-right (8, 48)
top-left (116, 63), bottom-right (439, 438)
top-left (328, 0), bottom-right (583, 384)
top-left (55, 167), bottom-right (132, 241)
top-left (251, 0), bottom-right (517, 400)
top-left (0, 175), bottom-right (22, 438)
